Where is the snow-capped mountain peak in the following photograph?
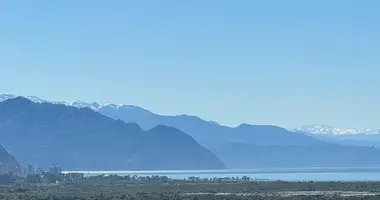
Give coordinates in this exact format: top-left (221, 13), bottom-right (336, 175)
top-left (295, 124), bottom-right (380, 135)
top-left (0, 94), bottom-right (149, 113)
top-left (23, 96), bottom-right (47, 103)
top-left (68, 101), bottom-right (92, 108)
top-left (1, 94), bottom-right (377, 136)
top-left (0, 94), bottom-right (47, 103)
top-left (0, 94), bottom-right (16, 102)
top-left (101, 103), bottom-right (120, 109)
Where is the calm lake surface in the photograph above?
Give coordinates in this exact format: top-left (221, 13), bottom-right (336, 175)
top-left (63, 167), bottom-right (380, 182)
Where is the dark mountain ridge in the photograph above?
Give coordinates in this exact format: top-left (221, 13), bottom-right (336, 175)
top-left (212, 143), bottom-right (380, 168)
top-left (93, 104), bottom-right (380, 169)
top-left (0, 145), bottom-right (20, 174)
top-left (0, 97), bottom-right (225, 170)
top-left (97, 106), bottom-right (326, 148)
top-left (0, 95), bottom-right (327, 147)
top-left (3, 95), bottom-right (379, 169)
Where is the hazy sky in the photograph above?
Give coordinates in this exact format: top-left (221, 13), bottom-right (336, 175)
top-left (1, 0), bottom-right (379, 128)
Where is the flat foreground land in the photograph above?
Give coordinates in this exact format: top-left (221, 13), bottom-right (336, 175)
top-left (3, 181), bottom-right (380, 199)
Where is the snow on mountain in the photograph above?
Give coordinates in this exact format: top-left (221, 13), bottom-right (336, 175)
top-left (295, 124), bottom-right (380, 135)
top-left (0, 94), bottom-right (16, 102)
top-left (0, 94), bottom-right (47, 103)
top-left (0, 94), bottom-right (147, 113)
top-left (1, 94), bottom-right (377, 136)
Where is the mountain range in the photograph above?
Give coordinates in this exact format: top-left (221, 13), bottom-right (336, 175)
top-left (294, 125), bottom-right (380, 148)
top-left (0, 95), bottom-right (325, 148)
top-left (0, 97), bottom-right (224, 170)
top-left (295, 124), bottom-right (380, 135)
top-left (2, 94), bottom-right (380, 169)
top-left (3, 95), bottom-right (379, 136)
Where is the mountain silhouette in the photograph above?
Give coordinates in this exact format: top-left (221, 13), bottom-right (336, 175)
top-left (0, 97), bottom-right (225, 170)
top-left (92, 104), bottom-right (380, 168)
top-left (3, 95), bottom-right (379, 169)
top-left (0, 94), bottom-right (328, 147)
top-left (0, 145), bottom-right (20, 174)
top-left (94, 105), bottom-right (325, 148)
top-left (212, 143), bottom-right (380, 168)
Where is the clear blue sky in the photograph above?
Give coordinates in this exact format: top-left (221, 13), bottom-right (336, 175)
top-left (1, 0), bottom-right (379, 128)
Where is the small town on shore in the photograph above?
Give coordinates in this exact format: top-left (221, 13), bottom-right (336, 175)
top-left (0, 164), bottom-right (84, 184)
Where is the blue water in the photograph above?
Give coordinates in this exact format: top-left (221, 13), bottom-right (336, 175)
top-left (63, 167), bottom-right (380, 182)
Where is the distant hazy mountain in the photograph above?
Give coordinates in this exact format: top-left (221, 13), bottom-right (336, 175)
top-left (294, 124), bottom-right (380, 148)
top-left (100, 110), bottom-right (325, 148)
top-left (295, 124), bottom-right (380, 135)
top-left (0, 94), bottom-right (324, 148)
top-left (212, 143), bottom-right (380, 168)
top-left (6, 94), bottom-right (380, 169)
top-left (0, 97), bottom-right (225, 170)
top-left (68, 101), bottom-right (380, 168)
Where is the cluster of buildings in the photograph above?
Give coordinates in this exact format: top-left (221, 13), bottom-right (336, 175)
top-left (23, 164), bottom-right (84, 183)
top-left (24, 164), bottom-right (42, 176)
top-left (23, 165), bottom-right (63, 176)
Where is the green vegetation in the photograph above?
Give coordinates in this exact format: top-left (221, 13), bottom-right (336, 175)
top-left (0, 174), bottom-right (380, 199)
